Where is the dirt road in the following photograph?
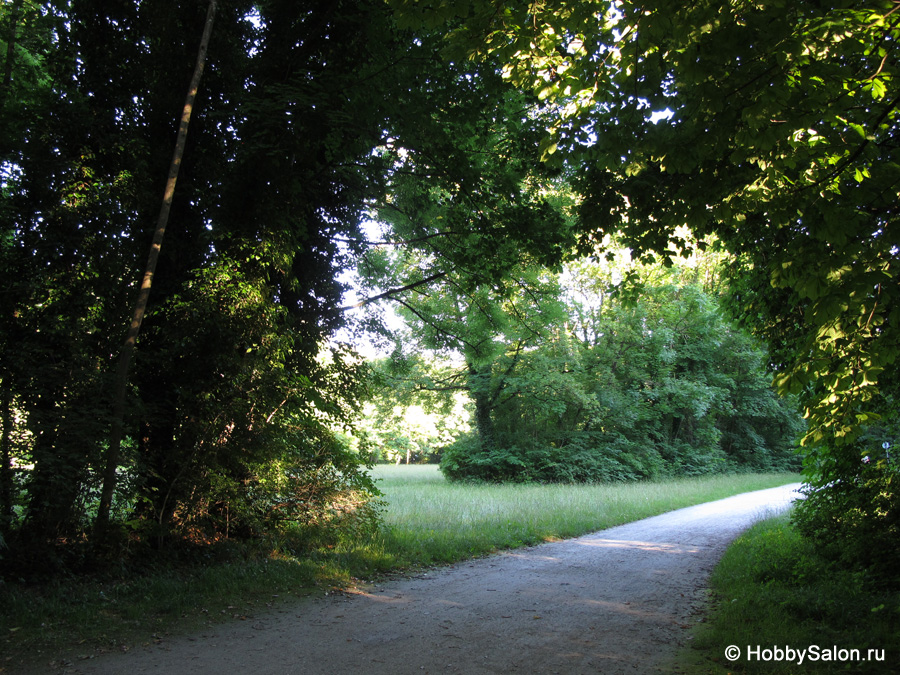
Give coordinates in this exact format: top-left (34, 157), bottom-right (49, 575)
top-left (58, 484), bottom-right (801, 675)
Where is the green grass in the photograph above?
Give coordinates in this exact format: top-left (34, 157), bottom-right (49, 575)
top-left (1, 468), bottom-right (799, 670)
top-left (366, 466), bottom-right (800, 568)
top-left (1, 553), bottom-right (331, 671)
top-left (680, 512), bottom-right (900, 674)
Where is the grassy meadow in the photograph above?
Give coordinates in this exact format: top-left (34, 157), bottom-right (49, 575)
top-left (368, 465), bottom-right (799, 568)
top-left (3, 466), bottom-right (800, 669)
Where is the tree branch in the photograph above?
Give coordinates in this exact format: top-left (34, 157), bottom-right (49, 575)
top-left (342, 271), bottom-right (446, 310)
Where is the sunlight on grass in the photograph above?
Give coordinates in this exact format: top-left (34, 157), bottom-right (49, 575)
top-left (2, 466), bottom-right (800, 668)
top-left (680, 512), bottom-right (900, 674)
top-left (362, 465), bottom-right (799, 569)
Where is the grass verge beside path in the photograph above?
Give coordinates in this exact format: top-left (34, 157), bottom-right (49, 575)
top-left (680, 512), bottom-right (900, 674)
top-left (2, 469), bottom-right (797, 670)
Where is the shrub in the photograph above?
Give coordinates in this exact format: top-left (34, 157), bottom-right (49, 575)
top-left (792, 458), bottom-right (900, 587)
top-left (440, 432), bottom-right (664, 483)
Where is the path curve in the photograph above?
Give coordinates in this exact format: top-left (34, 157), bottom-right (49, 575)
top-left (62, 484), bottom-right (802, 675)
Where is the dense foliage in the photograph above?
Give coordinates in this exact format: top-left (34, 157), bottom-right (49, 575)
top-left (2, 0), bottom-right (895, 587)
top-left (1, 0), bottom-right (569, 569)
top-left (389, 0), bottom-right (899, 580)
top-left (0, 0), bottom-right (411, 566)
top-left (438, 269), bottom-right (803, 482)
top-left (360, 233), bottom-right (802, 482)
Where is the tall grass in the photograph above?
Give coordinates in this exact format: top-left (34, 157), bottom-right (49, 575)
top-left (2, 468), bottom-right (799, 669)
top-left (364, 466), bottom-right (800, 569)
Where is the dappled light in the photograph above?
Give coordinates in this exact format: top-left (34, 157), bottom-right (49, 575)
top-left (577, 539), bottom-right (701, 555)
top-left (1, 1), bottom-right (897, 670)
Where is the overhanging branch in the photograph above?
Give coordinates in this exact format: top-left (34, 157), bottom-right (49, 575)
top-left (342, 271), bottom-right (446, 310)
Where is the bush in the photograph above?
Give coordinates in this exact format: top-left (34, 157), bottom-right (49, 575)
top-left (792, 459), bottom-right (900, 587)
top-left (692, 513), bottom-right (899, 674)
top-left (440, 432), bottom-right (664, 483)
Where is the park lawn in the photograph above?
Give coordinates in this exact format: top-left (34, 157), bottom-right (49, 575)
top-left (364, 465), bottom-right (800, 569)
top-left (2, 467), bottom-right (799, 669)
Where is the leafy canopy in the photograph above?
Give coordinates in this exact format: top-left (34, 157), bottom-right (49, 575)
top-left (391, 0), bottom-right (900, 469)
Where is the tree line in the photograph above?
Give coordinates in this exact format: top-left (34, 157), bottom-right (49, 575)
top-left (1, 0), bottom-right (897, 584)
top-left (364, 253), bottom-right (803, 481)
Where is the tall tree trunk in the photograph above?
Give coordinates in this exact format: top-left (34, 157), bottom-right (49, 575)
top-left (0, 0), bottom-right (23, 117)
top-left (468, 364), bottom-right (497, 451)
top-left (0, 378), bottom-right (13, 532)
top-left (466, 343), bottom-right (525, 453)
top-left (94, 0), bottom-right (217, 542)
top-left (20, 395), bottom-right (86, 542)
top-left (472, 391), bottom-right (496, 451)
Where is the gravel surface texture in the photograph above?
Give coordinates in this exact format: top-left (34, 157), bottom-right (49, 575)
top-left (50, 483), bottom-right (802, 675)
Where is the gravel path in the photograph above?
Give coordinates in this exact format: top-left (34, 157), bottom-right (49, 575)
top-left (58, 484), bottom-right (801, 675)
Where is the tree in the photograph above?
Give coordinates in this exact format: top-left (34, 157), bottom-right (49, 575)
top-left (369, 253), bottom-right (568, 456)
top-left (348, 52), bottom-right (574, 456)
top-left (100, 0), bottom-right (407, 547)
top-left (394, 0), bottom-right (899, 428)
top-left (2, 0), bottom-right (427, 559)
top-left (392, 0), bottom-right (899, 573)
top-left (95, 0), bottom-right (218, 543)
top-left (0, 0), bottom-right (54, 532)
top-left (1, 0), bottom-right (583, 566)
top-left (2, 0), bottom-right (162, 545)
top-left (440, 255), bottom-right (803, 482)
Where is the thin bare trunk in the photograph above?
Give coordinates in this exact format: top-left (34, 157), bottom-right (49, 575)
top-left (95, 0), bottom-right (217, 542)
